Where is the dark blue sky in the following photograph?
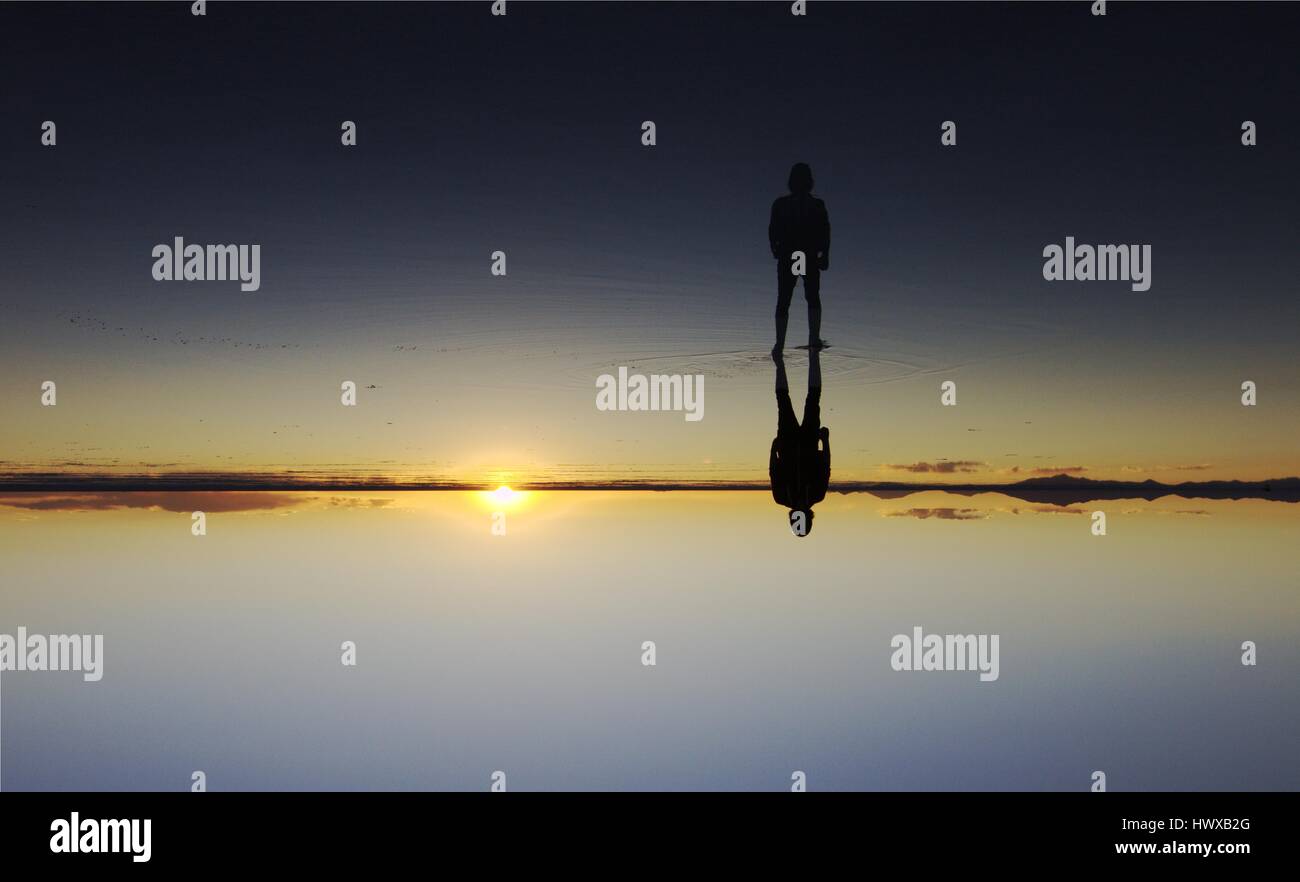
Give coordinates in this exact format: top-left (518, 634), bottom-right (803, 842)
top-left (2, 2), bottom-right (1297, 483)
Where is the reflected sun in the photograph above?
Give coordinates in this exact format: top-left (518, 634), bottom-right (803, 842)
top-left (483, 485), bottom-right (527, 508)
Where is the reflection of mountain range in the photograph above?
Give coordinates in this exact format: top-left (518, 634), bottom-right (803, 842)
top-left (0, 473), bottom-right (1297, 504)
top-left (853, 475), bottom-right (1300, 505)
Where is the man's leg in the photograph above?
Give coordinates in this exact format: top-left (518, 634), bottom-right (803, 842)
top-left (777, 384), bottom-right (798, 434)
top-left (805, 269), bottom-right (822, 350)
top-left (802, 384), bottom-right (822, 430)
top-left (774, 266), bottom-right (795, 355)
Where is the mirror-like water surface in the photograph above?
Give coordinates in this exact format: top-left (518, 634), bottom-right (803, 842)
top-left (1, 490), bottom-right (1296, 791)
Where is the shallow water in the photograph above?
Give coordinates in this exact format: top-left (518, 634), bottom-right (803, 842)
top-left (1, 490), bottom-right (1296, 791)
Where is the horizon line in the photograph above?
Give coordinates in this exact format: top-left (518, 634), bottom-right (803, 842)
top-left (1, 473), bottom-right (1297, 504)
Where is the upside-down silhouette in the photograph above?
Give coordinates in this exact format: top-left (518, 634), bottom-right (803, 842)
top-left (769, 349), bottom-right (830, 536)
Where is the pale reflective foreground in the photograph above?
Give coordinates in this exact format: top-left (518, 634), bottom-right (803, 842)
top-left (1, 491), bottom-right (1297, 791)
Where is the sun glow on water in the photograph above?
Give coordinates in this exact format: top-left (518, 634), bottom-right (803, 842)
top-left (481, 485), bottom-right (529, 508)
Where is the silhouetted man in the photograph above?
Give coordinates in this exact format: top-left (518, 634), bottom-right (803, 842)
top-left (769, 349), bottom-right (830, 536)
top-left (769, 162), bottom-right (830, 354)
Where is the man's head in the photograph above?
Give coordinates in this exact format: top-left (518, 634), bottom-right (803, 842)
top-left (787, 162), bottom-right (814, 195)
top-left (789, 508), bottom-right (814, 537)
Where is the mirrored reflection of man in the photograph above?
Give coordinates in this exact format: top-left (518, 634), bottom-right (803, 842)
top-left (769, 349), bottom-right (830, 536)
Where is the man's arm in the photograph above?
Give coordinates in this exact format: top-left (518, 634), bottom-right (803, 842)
top-left (817, 201), bottom-right (831, 269)
top-left (770, 440), bottom-right (792, 505)
top-left (813, 429), bottom-right (831, 502)
top-left (768, 200), bottom-right (781, 258)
